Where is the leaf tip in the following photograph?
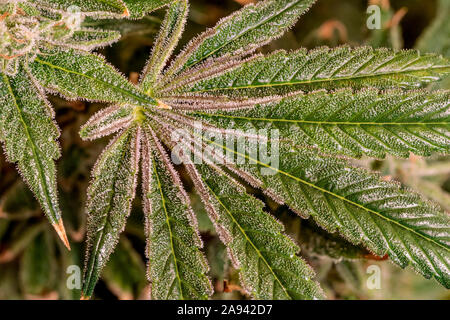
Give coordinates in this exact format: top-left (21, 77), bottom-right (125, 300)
top-left (52, 219), bottom-right (71, 251)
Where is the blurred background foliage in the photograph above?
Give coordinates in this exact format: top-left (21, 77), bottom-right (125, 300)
top-left (0, 0), bottom-right (449, 300)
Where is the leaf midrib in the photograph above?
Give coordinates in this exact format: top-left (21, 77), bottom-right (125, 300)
top-left (2, 72), bottom-right (59, 224)
top-left (202, 175), bottom-right (293, 300)
top-left (152, 158), bottom-right (185, 300)
top-left (200, 135), bottom-right (450, 254)
top-left (33, 56), bottom-right (157, 106)
top-left (184, 0), bottom-right (304, 70)
top-left (188, 65), bottom-right (450, 93)
top-left (192, 112), bottom-right (450, 126)
top-left (83, 130), bottom-right (132, 296)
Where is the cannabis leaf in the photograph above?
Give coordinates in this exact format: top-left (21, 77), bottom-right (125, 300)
top-left (63, 29), bottom-right (121, 51)
top-left (80, 0), bottom-right (328, 300)
top-left (141, 0), bottom-right (188, 94)
top-left (82, 126), bottom-right (140, 298)
top-left (30, 48), bottom-right (157, 107)
top-left (74, 0), bottom-right (450, 299)
top-left (189, 164), bottom-right (324, 299)
top-left (200, 141), bottom-right (450, 287)
top-left (171, 47), bottom-right (450, 97)
top-left (165, 0), bottom-right (316, 75)
top-left (0, 64), bottom-right (65, 246)
top-left (123, 0), bottom-right (174, 19)
top-left (0, 1), bottom-right (157, 248)
top-left (30, 0), bottom-right (131, 17)
top-left (141, 127), bottom-right (212, 300)
top-left (191, 88), bottom-right (450, 158)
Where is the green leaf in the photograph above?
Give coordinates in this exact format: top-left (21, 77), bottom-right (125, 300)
top-left (30, 48), bottom-right (157, 107)
top-left (188, 164), bottom-right (324, 300)
top-left (179, 47), bottom-right (450, 96)
top-left (80, 104), bottom-right (135, 140)
top-left (165, 0), bottom-right (316, 76)
top-left (201, 139), bottom-right (450, 288)
top-left (142, 126), bottom-right (212, 300)
top-left (32, 0), bottom-right (130, 17)
top-left (83, 16), bottom-right (160, 40)
top-left (63, 29), bottom-right (122, 51)
top-left (191, 88), bottom-right (450, 158)
top-left (82, 126), bottom-right (140, 299)
top-left (0, 66), bottom-right (67, 243)
top-left (141, 0), bottom-right (188, 93)
top-left (123, 0), bottom-right (173, 19)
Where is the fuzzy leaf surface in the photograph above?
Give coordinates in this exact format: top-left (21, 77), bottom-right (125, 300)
top-left (82, 127), bottom-right (140, 298)
top-left (191, 88), bottom-right (450, 158)
top-left (0, 67), bottom-right (61, 227)
top-left (201, 139), bottom-right (450, 288)
top-left (142, 128), bottom-right (211, 300)
top-left (141, 0), bottom-right (188, 93)
top-left (64, 29), bottom-right (122, 51)
top-left (30, 48), bottom-right (157, 107)
top-left (166, 0), bottom-right (316, 75)
top-left (31, 0), bottom-right (129, 16)
top-left (181, 47), bottom-right (450, 96)
top-left (80, 104), bottom-right (135, 140)
top-left (123, 0), bottom-right (173, 18)
top-left (190, 164), bottom-right (324, 299)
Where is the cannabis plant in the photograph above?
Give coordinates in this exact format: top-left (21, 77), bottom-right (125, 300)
top-left (1, 0), bottom-right (450, 300)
